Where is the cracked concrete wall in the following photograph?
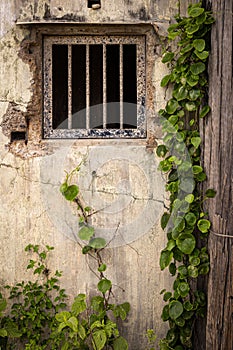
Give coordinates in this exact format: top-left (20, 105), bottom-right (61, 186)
top-left (0, 0), bottom-right (196, 348)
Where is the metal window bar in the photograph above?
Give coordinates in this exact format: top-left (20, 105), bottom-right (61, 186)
top-left (120, 44), bottom-right (123, 129)
top-left (86, 44), bottom-right (90, 129)
top-left (68, 45), bottom-right (72, 129)
top-left (103, 44), bottom-right (107, 128)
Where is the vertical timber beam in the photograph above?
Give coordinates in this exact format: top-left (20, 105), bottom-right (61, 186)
top-left (203, 0), bottom-right (233, 349)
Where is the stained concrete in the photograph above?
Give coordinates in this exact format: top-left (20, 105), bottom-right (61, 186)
top-left (0, 0), bottom-right (195, 348)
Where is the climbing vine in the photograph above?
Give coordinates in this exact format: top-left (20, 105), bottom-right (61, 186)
top-left (59, 166), bottom-right (130, 350)
top-left (157, 2), bottom-right (215, 349)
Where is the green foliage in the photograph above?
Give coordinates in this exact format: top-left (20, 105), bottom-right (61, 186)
top-left (157, 2), bottom-right (215, 349)
top-left (54, 294), bottom-right (129, 350)
top-left (0, 292), bottom-right (21, 350)
top-left (146, 329), bottom-right (157, 350)
top-left (4, 244), bottom-right (67, 349)
top-left (58, 168), bottom-right (130, 349)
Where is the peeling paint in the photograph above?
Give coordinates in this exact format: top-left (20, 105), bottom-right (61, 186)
top-left (0, 0), bottom-right (194, 348)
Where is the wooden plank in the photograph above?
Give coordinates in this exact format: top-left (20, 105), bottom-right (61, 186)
top-left (202, 0), bottom-right (233, 349)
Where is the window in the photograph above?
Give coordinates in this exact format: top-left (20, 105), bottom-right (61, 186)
top-left (43, 35), bottom-right (146, 138)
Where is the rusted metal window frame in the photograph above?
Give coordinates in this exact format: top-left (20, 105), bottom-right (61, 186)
top-left (43, 35), bottom-right (146, 139)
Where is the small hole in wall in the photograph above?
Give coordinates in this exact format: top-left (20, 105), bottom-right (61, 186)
top-left (11, 131), bottom-right (26, 142)
top-left (88, 0), bottom-right (101, 9)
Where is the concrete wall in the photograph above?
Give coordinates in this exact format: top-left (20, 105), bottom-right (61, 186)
top-left (0, 0), bottom-right (195, 348)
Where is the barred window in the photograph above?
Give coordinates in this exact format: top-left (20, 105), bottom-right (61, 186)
top-left (43, 35), bottom-right (146, 138)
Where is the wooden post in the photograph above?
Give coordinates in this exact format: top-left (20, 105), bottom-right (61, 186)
top-left (202, 0), bottom-right (233, 349)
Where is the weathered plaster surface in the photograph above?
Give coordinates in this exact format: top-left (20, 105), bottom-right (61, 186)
top-left (0, 0), bottom-right (195, 348)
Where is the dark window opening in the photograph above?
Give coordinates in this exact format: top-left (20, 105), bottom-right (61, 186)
top-left (123, 44), bottom-right (137, 129)
top-left (90, 44), bottom-right (103, 129)
top-left (52, 45), bottom-right (68, 129)
top-left (87, 0), bottom-right (101, 9)
top-left (106, 45), bottom-right (120, 128)
top-left (72, 45), bottom-right (86, 129)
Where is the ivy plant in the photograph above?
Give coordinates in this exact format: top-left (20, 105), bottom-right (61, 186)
top-left (4, 244), bottom-right (68, 349)
top-left (157, 2), bottom-right (215, 349)
top-left (58, 168), bottom-right (130, 349)
top-left (0, 293), bottom-right (21, 350)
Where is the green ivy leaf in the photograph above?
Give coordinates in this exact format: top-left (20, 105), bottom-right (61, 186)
top-left (89, 238), bottom-right (106, 249)
top-left (161, 212), bottom-right (170, 230)
top-left (191, 136), bottom-right (201, 148)
top-left (188, 265), bottom-right (199, 278)
top-left (175, 317), bottom-right (185, 327)
top-left (113, 336), bottom-right (128, 350)
top-left (113, 303), bottom-right (130, 321)
top-left (189, 256), bottom-right (200, 266)
top-left (200, 105), bottom-right (210, 118)
top-left (205, 189), bottom-right (216, 198)
top-left (163, 292), bottom-right (172, 302)
top-left (185, 102), bottom-right (197, 111)
top-left (193, 39), bottom-right (205, 51)
top-left (188, 7), bottom-right (204, 18)
top-left (169, 300), bottom-right (183, 320)
top-left (195, 172), bottom-right (207, 182)
top-left (194, 50), bottom-right (209, 60)
top-left (162, 52), bottom-right (174, 63)
top-left (190, 62), bottom-right (205, 75)
top-left (63, 185), bottom-right (79, 201)
top-left (185, 24), bottom-right (200, 35)
top-left (166, 99), bottom-right (179, 114)
top-left (161, 305), bottom-right (170, 321)
top-left (189, 89), bottom-right (201, 101)
top-left (82, 245), bottom-right (92, 254)
top-left (178, 282), bottom-right (190, 297)
top-left (174, 216), bottom-right (185, 232)
top-left (156, 145), bottom-right (168, 157)
top-left (67, 316), bottom-right (78, 332)
top-left (160, 250), bottom-right (173, 270)
top-left (161, 74), bottom-right (171, 87)
top-left (186, 74), bottom-right (199, 86)
top-left (0, 329), bottom-right (7, 337)
top-left (98, 264), bottom-right (107, 272)
top-left (185, 194), bottom-right (194, 203)
top-left (193, 165), bottom-right (203, 174)
top-left (56, 311), bottom-right (71, 323)
top-left (169, 263), bottom-right (177, 276)
top-left (78, 323), bottom-right (86, 340)
top-left (198, 263), bottom-right (210, 275)
top-left (0, 298), bottom-right (7, 313)
top-left (196, 12), bottom-right (207, 25)
top-left (72, 294), bottom-right (87, 316)
top-left (173, 86), bottom-right (188, 101)
top-left (178, 265), bottom-right (188, 278)
top-left (185, 212), bottom-right (197, 226)
top-left (91, 296), bottom-right (104, 312)
top-left (180, 43), bottom-right (193, 54)
top-left (179, 178), bottom-right (195, 193)
top-left (97, 279), bottom-right (112, 294)
top-left (166, 239), bottom-right (176, 251)
top-left (60, 182), bottom-right (68, 194)
top-left (197, 219), bottom-right (211, 233)
top-left (177, 233), bottom-right (196, 254)
top-left (78, 226), bottom-right (95, 241)
top-left (92, 330), bottom-right (107, 350)
top-left (184, 301), bottom-right (193, 311)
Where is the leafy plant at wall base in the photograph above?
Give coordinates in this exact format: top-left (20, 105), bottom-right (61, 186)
top-left (157, 2), bottom-right (215, 349)
top-left (0, 293), bottom-right (21, 350)
top-left (57, 168), bottom-right (130, 349)
top-left (4, 244), bottom-right (68, 349)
